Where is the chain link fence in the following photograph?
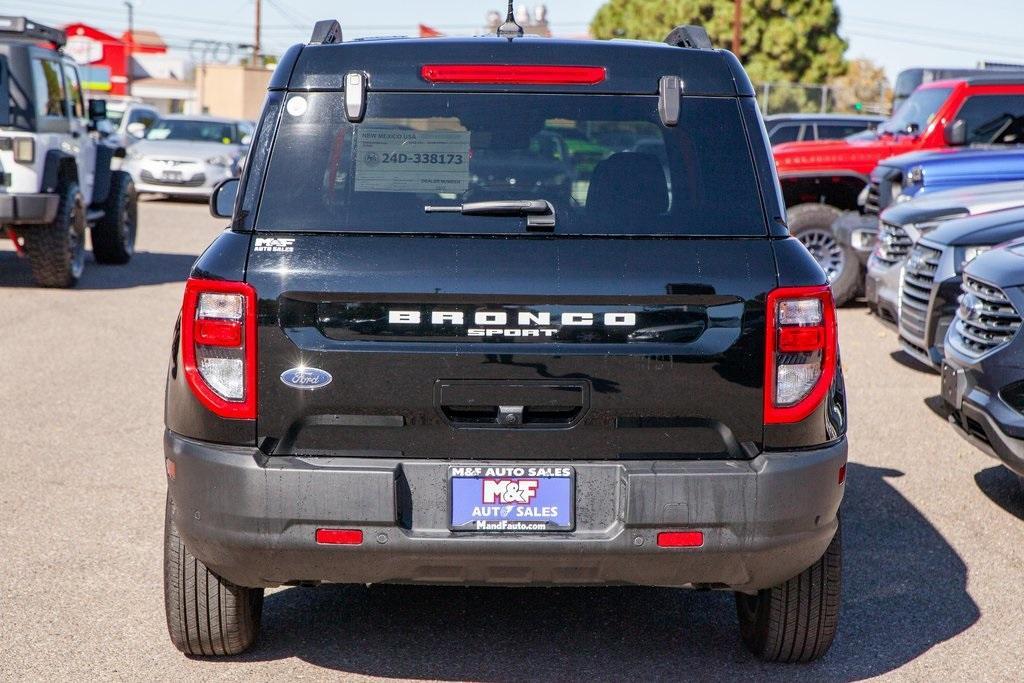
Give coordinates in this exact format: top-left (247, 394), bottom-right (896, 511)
top-left (756, 82), bottom-right (892, 116)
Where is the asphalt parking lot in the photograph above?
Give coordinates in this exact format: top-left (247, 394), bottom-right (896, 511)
top-left (1, 199), bottom-right (1022, 681)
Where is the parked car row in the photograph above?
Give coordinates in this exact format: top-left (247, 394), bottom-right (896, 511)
top-left (773, 73), bottom-right (1024, 306)
top-left (771, 70), bottom-right (1024, 488)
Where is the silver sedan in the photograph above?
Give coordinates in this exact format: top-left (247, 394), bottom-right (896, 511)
top-left (123, 115), bottom-right (254, 198)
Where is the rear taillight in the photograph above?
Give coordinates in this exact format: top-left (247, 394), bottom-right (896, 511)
top-left (764, 285), bottom-right (837, 424)
top-left (181, 278), bottom-right (257, 419)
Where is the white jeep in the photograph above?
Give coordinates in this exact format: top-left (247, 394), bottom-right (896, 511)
top-left (0, 16), bottom-right (138, 287)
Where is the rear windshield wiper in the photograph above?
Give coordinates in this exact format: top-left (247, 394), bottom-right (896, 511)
top-left (424, 199), bottom-right (555, 231)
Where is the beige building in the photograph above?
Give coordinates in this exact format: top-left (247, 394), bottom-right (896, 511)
top-left (195, 64), bottom-right (273, 120)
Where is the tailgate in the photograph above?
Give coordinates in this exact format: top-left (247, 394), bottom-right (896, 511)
top-left (249, 234), bottom-right (775, 460)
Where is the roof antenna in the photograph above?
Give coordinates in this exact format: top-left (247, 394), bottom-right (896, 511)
top-left (497, 1), bottom-right (524, 38)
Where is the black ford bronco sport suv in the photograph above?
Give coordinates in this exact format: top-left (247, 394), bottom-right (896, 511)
top-left (163, 18), bottom-right (848, 662)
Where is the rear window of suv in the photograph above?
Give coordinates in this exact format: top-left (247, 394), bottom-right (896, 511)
top-left (255, 93), bottom-right (767, 236)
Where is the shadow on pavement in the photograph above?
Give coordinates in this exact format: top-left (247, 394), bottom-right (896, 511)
top-left (221, 463), bottom-right (978, 681)
top-left (974, 466), bottom-right (1024, 521)
top-left (889, 350), bottom-right (938, 375)
top-left (0, 250), bottom-right (197, 289)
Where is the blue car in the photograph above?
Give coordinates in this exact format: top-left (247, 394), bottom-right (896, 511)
top-left (873, 145), bottom-right (1024, 206)
top-left (836, 146), bottom-right (1024, 294)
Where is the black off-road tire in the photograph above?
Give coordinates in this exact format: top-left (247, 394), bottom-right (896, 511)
top-left (21, 182), bottom-right (86, 288)
top-left (787, 203), bottom-right (860, 307)
top-left (164, 495), bottom-right (264, 656)
top-left (92, 171), bottom-right (138, 265)
top-left (735, 522), bottom-right (842, 663)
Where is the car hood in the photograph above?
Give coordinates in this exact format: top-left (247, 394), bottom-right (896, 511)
top-left (964, 237), bottom-right (1024, 288)
top-left (132, 139), bottom-right (243, 159)
top-left (881, 180), bottom-right (1024, 226)
top-left (878, 145), bottom-right (1024, 175)
top-left (927, 205), bottom-right (1024, 247)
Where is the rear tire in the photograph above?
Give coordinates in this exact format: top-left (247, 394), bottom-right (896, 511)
top-left (735, 522), bottom-right (842, 663)
top-left (92, 171), bottom-right (138, 265)
top-left (164, 495), bottom-right (263, 656)
top-left (22, 182), bottom-right (86, 288)
top-left (787, 203), bottom-right (859, 306)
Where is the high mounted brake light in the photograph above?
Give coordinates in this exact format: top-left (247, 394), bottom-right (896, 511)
top-left (764, 285), bottom-right (837, 424)
top-left (421, 64), bottom-right (606, 85)
top-left (181, 278), bottom-right (257, 420)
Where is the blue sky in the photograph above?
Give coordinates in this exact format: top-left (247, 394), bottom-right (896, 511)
top-left (10, 0), bottom-right (1024, 81)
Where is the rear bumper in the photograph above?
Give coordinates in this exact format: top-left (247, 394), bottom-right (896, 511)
top-left (165, 430), bottom-right (847, 591)
top-left (0, 193), bottom-right (59, 224)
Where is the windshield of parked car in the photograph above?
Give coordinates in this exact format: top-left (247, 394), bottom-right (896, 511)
top-left (256, 92), bottom-right (766, 236)
top-left (881, 87), bottom-right (952, 135)
top-left (146, 119), bottom-right (240, 143)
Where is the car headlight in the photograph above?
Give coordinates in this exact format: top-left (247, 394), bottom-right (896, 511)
top-left (206, 155), bottom-right (234, 167)
top-left (126, 148), bottom-right (143, 160)
top-left (959, 245), bottom-right (992, 269)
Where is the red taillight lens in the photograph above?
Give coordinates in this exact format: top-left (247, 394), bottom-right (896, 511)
top-left (180, 278), bottom-right (257, 420)
top-left (764, 285), bottom-right (837, 425)
top-left (657, 531), bottom-right (704, 548)
top-left (316, 529), bottom-right (363, 545)
top-left (421, 64), bottom-right (606, 85)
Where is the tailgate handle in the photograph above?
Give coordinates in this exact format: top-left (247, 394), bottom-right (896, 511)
top-left (437, 381), bottom-right (588, 429)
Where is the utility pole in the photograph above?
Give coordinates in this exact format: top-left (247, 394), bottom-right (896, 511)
top-left (252, 0), bottom-right (261, 65)
top-left (732, 0), bottom-right (742, 57)
top-left (125, 0), bottom-right (134, 96)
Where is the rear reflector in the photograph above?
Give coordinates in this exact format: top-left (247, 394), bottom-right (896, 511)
top-left (657, 531), bottom-right (704, 548)
top-left (421, 64), bottom-right (606, 85)
top-left (838, 464), bottom-right (847, 485)
top-left (315, 529), bottom-right (363, 545)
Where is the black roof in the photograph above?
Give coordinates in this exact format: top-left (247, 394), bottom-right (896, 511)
top-left (960, 74), bottom-right (1024, 86)
top-left (271, 36), bottom-right (754, 97)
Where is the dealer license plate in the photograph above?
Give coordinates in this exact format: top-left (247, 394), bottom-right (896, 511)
top-left (161, 170), bottom-right (184, 182)
top-left (449, 465), bottom-right (574, 532)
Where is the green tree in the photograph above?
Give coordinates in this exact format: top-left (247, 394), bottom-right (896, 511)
top-left (590, 0), bottom-right (848, 86)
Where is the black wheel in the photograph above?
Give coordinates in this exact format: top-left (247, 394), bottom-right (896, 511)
top-left (21, 182), bottom-right (86, 288)
top-left (164, 495), bottom-right (263, 656)
top-left (735, 523), bottom-right (842, 663)
top-left (91, 170), bottom-right (138, 264)
top-left (787, 203), bottom-right (860, 306)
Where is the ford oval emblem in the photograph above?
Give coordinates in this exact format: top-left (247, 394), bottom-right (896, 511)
top-left (280, 367), bottom-right (333, 390)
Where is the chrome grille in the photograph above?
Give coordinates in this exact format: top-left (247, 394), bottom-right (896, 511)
top-left (875, 221), bottom-right (912, 265)
top-left (899, 244), bottom-right (942, 339)
top-left (864, 180), bottom-right (881, 215)
top-left (952, 276), bottom-right (1022, 356)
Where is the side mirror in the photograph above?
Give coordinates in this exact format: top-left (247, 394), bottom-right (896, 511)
top-left (88, 98), bottom-right (107, 120)
top-left (945, 119), bottom-right (967, 146)
top-left (210, 178), bottom-right (240, 219)
top-left (126, 122), bottom-right (147, 138)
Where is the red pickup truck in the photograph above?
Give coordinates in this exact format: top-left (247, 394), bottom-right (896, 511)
top-left (773, 76), bottom-right (1024, 305)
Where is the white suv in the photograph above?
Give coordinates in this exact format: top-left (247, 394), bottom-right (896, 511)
top-left (0, 16), bottom-right (138, 287)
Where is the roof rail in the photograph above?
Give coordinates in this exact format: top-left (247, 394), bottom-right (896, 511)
top-left (0, 16), bottom-right (66, 48)
top-left (309, 19), bottom-right (342, 45)
top-left (664, 25), bottom-right (712, 50)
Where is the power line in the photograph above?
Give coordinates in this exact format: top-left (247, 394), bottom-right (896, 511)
top-left (842, 29), bottom-right (1024, 61)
